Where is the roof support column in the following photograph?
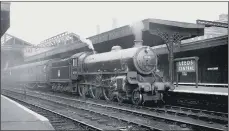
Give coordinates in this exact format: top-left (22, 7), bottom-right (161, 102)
top-left (156, 29), bottom-right (184, 83)
top-left (168, 36), bottom-right (174, 83)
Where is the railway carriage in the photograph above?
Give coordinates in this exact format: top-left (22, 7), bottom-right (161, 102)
top-left (3, 60), bottom-right (50, 87)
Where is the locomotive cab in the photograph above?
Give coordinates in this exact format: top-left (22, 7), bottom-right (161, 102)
top-left (72, 58), bottom-right (78, 79)
top-left (70, 52), bottom-right (93, 80)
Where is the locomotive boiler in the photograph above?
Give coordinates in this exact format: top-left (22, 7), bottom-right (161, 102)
top-left (83, 43), bottom-right (156, 75)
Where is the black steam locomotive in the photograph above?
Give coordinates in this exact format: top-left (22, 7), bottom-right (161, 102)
top-left (2, 40), bottom-right (174, 105)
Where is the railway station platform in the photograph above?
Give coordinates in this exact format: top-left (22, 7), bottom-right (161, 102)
top-left (171, 84), bottom-right (228, 96)
top-left (1, 95), bottom-right (54, 130)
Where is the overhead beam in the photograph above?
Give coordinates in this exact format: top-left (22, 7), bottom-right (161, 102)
top-left (196, 19), bottom-right (228, 28)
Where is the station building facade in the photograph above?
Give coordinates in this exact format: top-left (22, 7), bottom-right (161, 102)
top-left (156, 14), bottom-right (228, 84)
top-left (156, 35), bottom-right (228, 84)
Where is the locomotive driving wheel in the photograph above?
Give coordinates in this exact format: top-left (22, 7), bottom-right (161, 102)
top-left (89, 85), bottom-right (102, 99)
top-left (78, 85), bottom-right (86, 97)
top-left (116, 92), bottom-right (125, 103)
top-left (102, 86), bottom-right (116, 101)
top-left (132, 89), bottom-right (143, 105)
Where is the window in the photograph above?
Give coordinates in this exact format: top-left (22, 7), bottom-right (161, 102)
top-left (73, 58), bottom-right (78, 66)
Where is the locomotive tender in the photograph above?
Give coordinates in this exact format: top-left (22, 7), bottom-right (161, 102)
top-left (2, 40), bottom-right (175, 105)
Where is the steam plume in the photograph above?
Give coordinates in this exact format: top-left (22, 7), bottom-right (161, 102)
top-left (79, 37), bottom-right (95, 53)
top-left (129, 21), bottom-right (145, 41)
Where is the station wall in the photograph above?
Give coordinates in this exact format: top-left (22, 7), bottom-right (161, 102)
top-left (158, 44), bottom-right (228, 84)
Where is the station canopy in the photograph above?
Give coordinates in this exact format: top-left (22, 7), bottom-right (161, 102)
top-left (88, 18), bottom-right (204, 52)
top-left (24, 18), bottom-right (204, 62)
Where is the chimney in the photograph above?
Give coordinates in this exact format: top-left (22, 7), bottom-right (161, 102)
top-left (134, 40), bottom-right (143, 47)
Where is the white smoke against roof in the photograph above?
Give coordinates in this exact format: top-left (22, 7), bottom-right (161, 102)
top-left (79, 36), bottom-right (95, 52)
top-left (129, 21), bottom-right (145, 40)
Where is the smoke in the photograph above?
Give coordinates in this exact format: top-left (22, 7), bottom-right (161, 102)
top-left (79, 37), bottom-right (95, 53)
top-left (129, 21), bottom-right (145, 40)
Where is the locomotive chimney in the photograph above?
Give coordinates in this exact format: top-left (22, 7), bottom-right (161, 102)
top-left (134, 40), bottom-right (143, 47)
top-left (129, 21), bottom-right (144, 47)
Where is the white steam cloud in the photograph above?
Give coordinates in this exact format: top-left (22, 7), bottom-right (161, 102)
top-left (79, 37), bottom-right (95, 53)
top-left (129, 21), bottom-right (145, 41)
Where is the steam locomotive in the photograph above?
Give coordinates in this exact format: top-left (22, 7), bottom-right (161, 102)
top-left (2, 40), bottom-right (175, 105)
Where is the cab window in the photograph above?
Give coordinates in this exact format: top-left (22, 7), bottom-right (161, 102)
top-left (73, 58), bottom-right (78, 66)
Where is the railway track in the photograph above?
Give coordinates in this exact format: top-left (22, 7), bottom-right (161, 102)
top-left (49, 90), bottom-right (228, 127)
top-left (27, 87), bottom-right (228, 125)
top-left (2, 89), bottom-right (150, 131)
top-left (3, 84), bottom-right (227, 113)
top-left (2, 88), bottom-right (228, 131)
top-left (6, 97), bottom-right (88, 131)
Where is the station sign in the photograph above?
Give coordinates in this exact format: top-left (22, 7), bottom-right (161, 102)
top-left (174, 57), bottom-right (199, 88)
top-left (176, 59), bottom-right (196, 72)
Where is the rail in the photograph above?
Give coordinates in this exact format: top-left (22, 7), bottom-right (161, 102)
top-left (173, 82), bottom-right (228, 87)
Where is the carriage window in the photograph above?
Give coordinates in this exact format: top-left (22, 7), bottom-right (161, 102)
top-left (73, 58), bottom-right (78, 66)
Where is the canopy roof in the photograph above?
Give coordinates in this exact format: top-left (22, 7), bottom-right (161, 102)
top-left (25, 18), bottom-right (205, 62)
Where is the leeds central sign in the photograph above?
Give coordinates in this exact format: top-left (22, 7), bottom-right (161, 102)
top-left (176, 59), bottom-right (196, 72)
top-left (174, 57), bottom-right (199, 88)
